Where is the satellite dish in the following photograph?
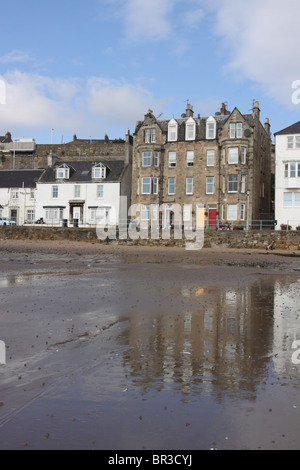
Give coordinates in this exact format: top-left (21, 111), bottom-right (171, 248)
top-left (244, 129), bottom-right (251, 137)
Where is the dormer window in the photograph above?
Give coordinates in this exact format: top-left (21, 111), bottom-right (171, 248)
top-left (92, 162), bottom-right (106, 179)
top-left (206, 116), bottom-right (216, 140)
top-left (186, 117), bottom-right (196, 140)
top-left (168, 119), bottom-right (178, 142)
top-left (56, 164), bottom-right (70, 179)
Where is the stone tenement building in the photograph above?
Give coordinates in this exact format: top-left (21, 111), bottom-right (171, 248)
top-left (0, 132), bottom-right (133, 170)
top-left (132, 102), bottom-right (272, 228)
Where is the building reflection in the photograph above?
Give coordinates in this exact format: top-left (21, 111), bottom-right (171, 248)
top-left (119, 277), bottom-right (281, 401)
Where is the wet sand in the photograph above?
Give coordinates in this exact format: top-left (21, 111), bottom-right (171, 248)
top-left (0, 239), bottom-right (300, 450)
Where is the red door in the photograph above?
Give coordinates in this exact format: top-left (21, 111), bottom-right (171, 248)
top-left (208, 209), bottom-right (217, 227)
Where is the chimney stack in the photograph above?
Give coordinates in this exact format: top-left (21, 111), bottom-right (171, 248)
top-left (253, 101), bottom-right (260, 118)
top-left (186, 103), bottom-right (194, 118)
top-left (264, 117), bottom-right (271, 136)
top-left (220, 103), bottom-right (227, 115)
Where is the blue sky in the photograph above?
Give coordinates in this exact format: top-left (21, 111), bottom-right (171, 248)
top-left (1, 0), bottom-right (300, 144)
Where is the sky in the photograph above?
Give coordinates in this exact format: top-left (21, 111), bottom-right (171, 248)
top-left (1, 0), bottom-right (300, 144)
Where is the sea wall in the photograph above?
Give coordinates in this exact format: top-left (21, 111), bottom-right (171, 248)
top-left (0, 226), bottom-right (300, 250)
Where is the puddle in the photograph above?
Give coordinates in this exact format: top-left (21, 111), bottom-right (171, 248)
top-left (0, 264), bottom-right (300, 450)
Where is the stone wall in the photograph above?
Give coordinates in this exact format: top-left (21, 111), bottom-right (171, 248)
top-left (0, 226), bottom-right (299, 250)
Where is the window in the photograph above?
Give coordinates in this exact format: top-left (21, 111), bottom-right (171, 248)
top-left (92, 163), bottom-right (106, 179)
top-left (285, 162), bottom-right (300, 178)
top-left (26, 210), bottom-right (35, 223)
top-left (56, 164), bottom-right (69, 179)
top-left (30, 189), bottom-right (35, 199)
top-left (287, 136), bottom-right (300, 149)
top-left (227, 204), bottom-right (237, 220)
top-left (145, 128), bottom-right (156, 143)
top-left (241, 175), bottom-right (246, 193)
top-left (45, 208), bottom-right (63, 223)
top-left (142, 177), bottom-right (151, 194)
top-left (228, 147), bottom-right (239, 164)
top-left (228, 174), bottom-right (238, 192)
top-left (240, 147), bottom-right (246, 164)
top-left (284, 192), bottom-right (292, 207)
top-left (154, 152), bottom-right (159, 167)
top-left (153, 177), bottom-right (158, 195)
top-left (142, 151), bottom-right (151, 167)
top-left (240, 204), bottom-right (245, 220)
top-left (168, 119), bottom-right (178, 141)
top-left (206, 176), bottom-right (214, 194)
top-left (206, 117), bottom-right (216, 139)
top-left (141, 205), bottom-right (150, 221)
top-left (97, 184), bottom-right (104, 198)
top-left (168, 177), bottom-right (175, 195)
top-left (186, 151), bottom-right (194, 166)
top-left (74, 185), bottom-right (81, 198)
top-left (186, 117), bottom-right (196, 140)
top-left (11, 189), bottom-right (19, 199)
top-left (230, 123), bottom-right (242, 138)
top-left (169, 152), bottom-right (176, 167)
top-left (207, 150), bottom-right (215, 166)
top-left (295, 193), bottom-right (300, 207)
top-left (52, 185), bottom-right (58, 198)
top-left (186, 177), bottom-right (193, 195)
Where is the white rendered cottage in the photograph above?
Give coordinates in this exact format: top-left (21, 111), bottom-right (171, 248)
top-left (0, 169), bottom-right (43, 225)
top-left (275, 122), bottom-right (300, 229)
top-left (35, 161), bottom-right (131, 227)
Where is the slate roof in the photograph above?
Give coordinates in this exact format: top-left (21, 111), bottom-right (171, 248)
top-left (38, 160), bottom-right (125, 183)
top-left (0, 170), bottom-right (44, 188)
top-left (274, 121), bottom-right (300, 136)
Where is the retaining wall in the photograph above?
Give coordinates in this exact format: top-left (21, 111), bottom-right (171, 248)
top-left (0, 226), bottom-right (300, 250)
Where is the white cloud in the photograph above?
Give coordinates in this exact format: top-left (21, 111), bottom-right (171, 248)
top-left (0, 71), bottom-right (162, 140)
top-left (0, 50), bottom-right (33, 64)
top-left (209, 0), bottom-right (300, 106)
top-left (86, 77), bottom-right (163, 126)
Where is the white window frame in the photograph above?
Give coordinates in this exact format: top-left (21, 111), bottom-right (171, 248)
top-left (185, 117), bottom-right (196, 140)
top-left (92, 163), bottom-right (106, 179)
top-left (142, 151), bottom-right (152, 167)
top-left (206, 149), bottom-right (215, 166)
top-left (74, 185), bottom-right (81, 198)
top-left (186, 177), bottom-right (193, 195)
top-left (206, 116), bottom-right (216, 139)
top-left (168, 119), bottom-right (178, 141)
top-left (142, 177), bottom-right (151, 195)
top-left (240, 204), bottom-right (245, 220)
top-left (97, 184), bottom-right (104, 198)
top-left (186, 151), bottom-right (194, 167)
top-left (11, 188), bottom-right (19, 199)
top-left (228, 147), bottom-right (239, 164)
top-left (227, 204), bottom-right (237, 220)
top-left (284, 192), bottom-right (292, 207)
top-left (168, 151), bottom-right (176, 168)
top-left (145, 128), bottom-right (156, 143)
top-left (52, 185), bottom-right (58, 199)
top-left (206, 176), bottom-right (214, 194)
top-left (228, 174), bottom-right (238, 193)
top-left (295, 193), bottom-right (300, 207)
top-left (153, 177), bottom-right (158, 195)
top-left (240, 147), bottom-right (246, 164)
top-left (168, 177), bottom-right (175, 195)
top-left (154, 152), bottom-right (159, 167)
top-left (241, 175), bottom-right (246, 193)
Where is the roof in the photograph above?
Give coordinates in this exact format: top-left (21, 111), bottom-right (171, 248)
top-left (0, 169), bottom-right (44, 188)
top-left (274, 121), bottom-right (300, 136)
top-left (38, 160), bottom-right (125, 183)
top-left (136, 109), bottom-right (256, 141)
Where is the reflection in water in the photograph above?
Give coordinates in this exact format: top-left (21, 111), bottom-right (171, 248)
top-left (119, 277), bottom-right (299, 403)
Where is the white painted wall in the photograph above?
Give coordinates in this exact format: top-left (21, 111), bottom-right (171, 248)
top-left (35, 181), bottom-right (122, 226)
top-left (275, 133), bottom-right (300, 229)
top-left (0, 187), bottom-right (36, 224)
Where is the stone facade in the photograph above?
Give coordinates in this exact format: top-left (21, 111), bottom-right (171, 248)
top-left (0, 133), bottom-right (133, 170)
top-left (132, 102), bottom-right (272, 228)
